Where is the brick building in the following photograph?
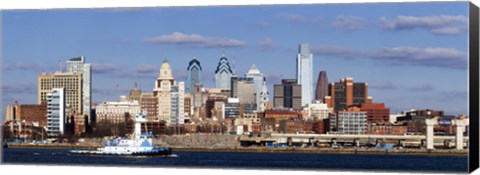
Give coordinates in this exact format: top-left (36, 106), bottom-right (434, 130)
top-left (359, 103), bottom-right (390, 123)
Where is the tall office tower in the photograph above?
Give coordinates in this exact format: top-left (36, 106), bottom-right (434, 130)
top-left (325, 77), bottom-right (372, 112)
top-left (170, 82), bottom-right (185, 125)
top-left (273, 79), bottom-right (302, 110)
top-left (230, 76), bottom-right (256, 105)
top-left (154, 60), bottom-right (176, 124)
top-left (47, 88), bottom-right (65, 137)
top-left (245, 64), bottom-right (264, 110)
top-left (296, 44), bottom-right (313, 107)
top-left (315, 71), bottom-right (329, 102)
top-left (215, 55), bottom-right (233, 90)
top-left (186, 58), bottom-right (202, 93)
top-left (66, 56), bottom-right (91, 118)
top-left (259, 77), bottom-right (270, 112)
top-left (38, 72), bottom-right (82, 115)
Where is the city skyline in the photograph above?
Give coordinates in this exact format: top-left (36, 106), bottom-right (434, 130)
top-left (2, 2), bottom-right (470, 122)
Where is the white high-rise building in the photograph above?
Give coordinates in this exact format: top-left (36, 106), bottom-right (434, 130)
top-left (66, 56), bottom-right (92, 120)
top-left (303, 101), bottom-right (332, 121)
top-left (154, 60), bottom-right (175, 124)
top-left (296, 44), bottom-right (313, 107)
top-left (47, 88), bottom-right (65, 137)
top-left (245, 64), bottom-right (264, 110)
top-left (171, 82), bottom-right (185, 125)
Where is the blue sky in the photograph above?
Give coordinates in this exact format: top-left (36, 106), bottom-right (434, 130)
top-left (1, 2), bottom-right (470, 121)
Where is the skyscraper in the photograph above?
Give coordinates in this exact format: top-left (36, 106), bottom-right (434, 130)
top-left (296, 44), bottom-right (313, 107)
top-left (273, 79), bottom-right (302, 110)
top-left (215, 55), bottom-right (233, 90)
top-left (245, 64), bottom-right (264, 111)
top-left (315, 71), bottom-right (329, 101)
top-left (47, 88), bottom-right (65, 137)
top-left (38, 72), bottom-right (82, 115)
top-left (325, 77), bottom-right (372, 112)
top-left (230, 76), bottom-right (256, 105)
top-left (186, 58), bottom-right (202, 93)
top-left (66, 56), bottom-right (92, 119)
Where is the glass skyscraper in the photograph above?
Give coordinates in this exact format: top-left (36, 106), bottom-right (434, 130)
top-left (66, 56), bottom-right (91, 120)
top-left (296, 44), bottom-right (313, 107)
top-left (215, 55), bottom-right (233, 90)
top-left (186, 58), bottom-right (202, 93)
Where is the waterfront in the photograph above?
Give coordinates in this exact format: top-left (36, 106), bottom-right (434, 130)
top-left (2, 148), bottom-right (468, 173)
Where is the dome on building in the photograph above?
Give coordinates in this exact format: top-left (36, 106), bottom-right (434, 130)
top-left (159, 59), bottom-right (173, 80)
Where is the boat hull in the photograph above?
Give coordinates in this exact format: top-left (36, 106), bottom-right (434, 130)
top-left (69, 147), bottom-right (172, 156)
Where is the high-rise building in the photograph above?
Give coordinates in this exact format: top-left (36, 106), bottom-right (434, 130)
top-left (296, 44), bottom-right (313, 107)
top-left (245, 64), bottom-right (264, 110)
top-left (66, 56), bottom-right (91, 118)
top-left (186, 58), bottom-right (202, 93)
top-left (273, 79), bottom-right (302, 110)
top-left (215, 55), bottom-right (233, 89)
top-left (38, 72), bottom-right (82, 115)
top-left (47, 88), bottom-right (65, 137)
top-left (230, 76), bottom-right (256, 105)
top-left (154, 60), bottom-right (176, 124)
top-left (315, 71), bottom-right (329, 101)
top-left (170, 82), bottom-right (185, 125)
top-left (325, 77), bottom-right (372, 112)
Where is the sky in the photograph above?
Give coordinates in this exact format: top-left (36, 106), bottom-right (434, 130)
top-left (1, 2), bottom-right (470, 122)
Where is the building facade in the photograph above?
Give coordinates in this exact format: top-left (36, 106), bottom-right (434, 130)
top-left (296, 44), bottom-right (313, 107)
top-left (359, 103), bottom-right (390, 124)
top-left (315, 70), bottom-right (329, 101)
top-left (65, 56), bottom-right (92, 118)
top-left (4, 101), bottom-right (48, 127)
top-left (38, 72), bottom-right (82, 115)
top-left (186, 58), bottom-right (202, 93)
top-left (140, 92), bottom-right (158, 121)
top-left (259, 77), bottom-right (270, 112)
top-left (170, 82), bottom-right (185, 125)
top-left (325, 77), bottom-right (372, 112)
top-left (302, 101), bottom-right (332, 121)
top-left (47, 88), bottom-right (65, 137)
top-left (273, 79), bottom-right (302, 110)
top-left (95, 101), bottom-right (141, 124)
top-left (337, 108), bottom-right (367, 135)
top-left (245, 64), bottom-right (264, 110)
top-left (154, 60), bottom-right (176, 124)
top-left (214, 55), bottom-right (233, 89)
top-left (231, 76), bottom-right (256, 105)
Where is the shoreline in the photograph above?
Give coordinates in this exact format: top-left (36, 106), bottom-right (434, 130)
top-left (5, 143), bottom-right (468, 156)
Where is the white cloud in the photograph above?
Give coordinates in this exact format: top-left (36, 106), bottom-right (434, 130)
top-left (311, 45), bottom-right (466, 69)
top-left (144, 32), bottom-right (247, 48)
top-left (330, 15), bottom-right (364, 31)
top-left (379, 15), bottom-right (468, 35)
top-left (257, 38), bottom-right (274, 51)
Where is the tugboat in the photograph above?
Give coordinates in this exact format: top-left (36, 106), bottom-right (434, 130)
top-left (69, 112), bottom-right (172, 156)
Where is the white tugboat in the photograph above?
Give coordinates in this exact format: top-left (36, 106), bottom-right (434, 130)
top-left (69, 112), bottom-right (172, 156)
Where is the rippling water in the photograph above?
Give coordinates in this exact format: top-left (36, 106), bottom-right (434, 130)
top-left (2, 148), bottom-right (468, 173)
